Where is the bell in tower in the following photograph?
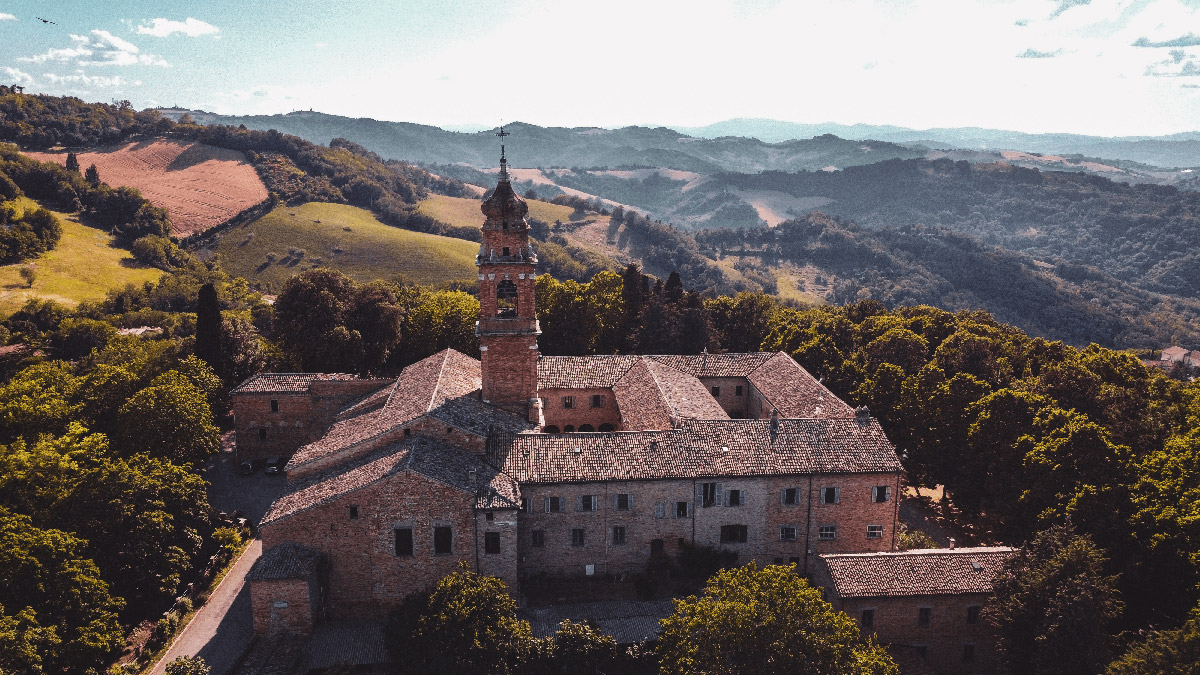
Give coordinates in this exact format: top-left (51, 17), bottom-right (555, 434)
top-left (477, 127), bottom-right (542, 423)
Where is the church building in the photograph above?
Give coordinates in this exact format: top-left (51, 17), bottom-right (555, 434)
top-left (238, 143), bottom-right (905, 636)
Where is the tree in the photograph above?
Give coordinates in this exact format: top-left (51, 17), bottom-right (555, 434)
top-left (0, 603), bottom-right (58, 675)
top-left (1104, 610), bottom-right (1200, 675)
top-left (64, 153), bottom-right (79, 173)
top-left (657, 563), bottom-right (897, 675)
top-left (988, 525), bottom-right (1123, 675)
top-left (386, 566), bottom-right (534, 675)
top-left (83, 164), bottom-right (100, 186)
top-left (194, 282), bottom-right (222, 371)
top-left (115, 370), bottom-right (220, 463)
top-left (18, 266), bottom-right (34, 288)
top-left (166, 655), bottom-right (212, 675)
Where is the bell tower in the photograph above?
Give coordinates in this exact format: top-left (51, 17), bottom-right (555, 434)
top-left (477, 128), bottom-right (542, 422)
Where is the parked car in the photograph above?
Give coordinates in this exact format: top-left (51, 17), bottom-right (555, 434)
top-left (264, 457), bottom-right (283, 476)
top-left (238, 460), bottom-right (255, 475)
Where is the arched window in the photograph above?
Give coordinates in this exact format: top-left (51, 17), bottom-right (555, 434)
top-left (544, 425), bottom-right (560, 434)
top-left (564, 425), bottom-right (575, 433)
top-left (496, 280), bottom-right (518, 317)
top-left (598, 423), bottom-right (615, 432)
top-left (579, 424), bottom-right (595, 432)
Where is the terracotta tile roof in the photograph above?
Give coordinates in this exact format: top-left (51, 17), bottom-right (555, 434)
top-left (1161, 346), bottom-right (1188, 361)
top-left (538, 355), bottom-right (640, 388)
top-left (748, 352), bottom-right (853, 418)
top-left (264, 436), bottom-right (519, 526)
top-left (818, 547), bottom-right (1016, 598)
top-left (525, 600), bottom-right (674, 644)
top-left (247, 542), bottom-right (322, 581)
top-left (491, 417), bottom-right (900, 484)
top-left (425, 395), bottom-right (539, 437)
top-left (288, 349), bottom-right (485, 471)
top-left (335, 380), bottom-right (398, 419)
top-left (612, 359), bottom-right (729, 430)
top-left (302, 621), bottom-right (389, 670)
top-left (649, 352), bottom-right (778, 377)
top-left (231, 372), bottom-right (356, 394)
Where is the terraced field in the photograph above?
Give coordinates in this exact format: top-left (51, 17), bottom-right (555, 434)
top-left (208, 202), bottom-right (479, 290)
top-left (0, 198), bottom-right (163, 315)
top-left (26, 139), bottom-right (268, 236)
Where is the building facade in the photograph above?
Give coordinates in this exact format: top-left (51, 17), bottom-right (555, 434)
top-left (243, 153), bottom-right (907, 636)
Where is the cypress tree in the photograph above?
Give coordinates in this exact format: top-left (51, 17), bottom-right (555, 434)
top-left (195, 283), bottom-right (222, 373)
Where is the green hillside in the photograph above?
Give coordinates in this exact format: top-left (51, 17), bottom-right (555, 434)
top-left (416, 193), bottom-right (575, 227)
top-left (208, 202), bottom-right (479, 290)
top-left (0, 197), bottom-right (163, 315)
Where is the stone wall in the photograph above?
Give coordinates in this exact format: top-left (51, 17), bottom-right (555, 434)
top-left (249, 577), bottom-right (318, 635)
top-left (539, 387), bottom-right (621, 431)
top-left (697, 377), bottom-right (753, 418)
top-left (232, 380), bottom-right (390, 462)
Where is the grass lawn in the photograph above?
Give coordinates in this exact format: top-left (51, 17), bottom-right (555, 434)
top-left (0, 198), bottom-right (163, 315)
top-left (416, 194), bottom-right (576, 229)
top-left (209, 202), bottom-right (479, 291)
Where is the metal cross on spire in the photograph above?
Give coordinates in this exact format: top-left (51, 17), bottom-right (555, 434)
top-left (496, 124), bottom-right (510, 181)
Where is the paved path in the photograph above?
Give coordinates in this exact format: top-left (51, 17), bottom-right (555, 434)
top-left (151, 539), bottom-right (262, 675)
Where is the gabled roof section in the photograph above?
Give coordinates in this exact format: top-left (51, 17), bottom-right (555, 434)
top-left (649, 352), bottom-right (777, 378)
top-left (247, 543), bottom-right (322, 581)
top-left (491, 417), bottom-right (899, 484)
top-left (231, 372), bottom-right (357, 394)
top-left (335, 380), bottom-right (399, 420)
top-left (612, 359), bottom-right (729, 430)
top-left (819, 547), bottom-right (1016, 598)
top-left (288, 349), bottom-right (484, 471)
top-left (264, 436), bottom-right (519, 526)
top-left (748, 352), bottom-right (852, 418)
top-left (538, 355), bottom-right (640, 389)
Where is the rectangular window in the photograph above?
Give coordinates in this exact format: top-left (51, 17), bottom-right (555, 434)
top-left (782, 487), bottom-right (800, 505)
top-left (484, 532), bottom-right (500, 554)
top-left (727, 489), bottom-right (743, 507)
top-left (612, 526), bottom-right (626, 545)
top-left (861, 609), bottom-right (875, 629)
top-left (779, 526), bottom-right (797, 541)
top-left (571, 528), bottom-right (586, 547)
top-left (579, 494), bottom-right (598, 511)
top-left (966, 605), bottom-right (981, 625)
top-left (591, 394), bottom-right (605, 408)
top-left (655, 502), bottom-right (666, 519)
top-left (720, 524), bottom-right (748, 543)
top-left (735, 385), bottom-right (743, 396)
top-left (545, 496), bottom-right (562, 513)
top-left (711, 386), bottom-right (721, 397)
top-left (394, 527), bottom-right (413, 557)
top-left (562, 396), bottom-right (574, 409)
top-left (258, 428), bottom-right (267, 442)
top-left (701, 482), bottom-right (718, 507)
top-left (484, 511), bottom-right (494, 522)
top-left (873, 486), bottom-right (891, 503)
top-left (615, 493), bottom-right (631, 511)
top-left (676, 501), bottom-right (690, 518)
top-left (521, 497), bottom-right (530, 512)
top-left (819, 525), bottom-right (837, 540)
top-left (650, 538), bottom-right (665, 554)
top-left (963, 644), bottom-right (975, 663)
top-left (867, 524), bottom-right (884, 539)
top-left (434, 526), bottom-right (452, 555)
top-left (270, 399), bottom-right (279, 412)
top-left (531, 529), bottom-right (545, 547)
top-left (821, 486), bottom-right (840, 504)
top-left (349, 505), bottom-right (359, 520)
top-left (918, 607), bottom-right (932, 627)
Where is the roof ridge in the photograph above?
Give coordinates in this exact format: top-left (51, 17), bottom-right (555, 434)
top-left (427, 349), bottom-right (452, 413)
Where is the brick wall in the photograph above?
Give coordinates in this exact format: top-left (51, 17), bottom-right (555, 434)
top-left (539, 387), bottom-right (621, 431)
top-left (697, 377), bottom-right (753, 418)
top-left (260, 471), bottom-right (517, 619)
top-left (233, 380), bottom-right (390, 462)
top-left (480, 333), bottom-right (538, 415)
top-left (517, 471), bottom-right (900, 579)
top-left (249, 577), bottom-right (318, 635)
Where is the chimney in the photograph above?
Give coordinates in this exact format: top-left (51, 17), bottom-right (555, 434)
top-left (949, 537), bottom-right (956, 550)
top-left (855, 405), bottom-right (871, 423)
top-left (769, 408), bottom-right (779, 437)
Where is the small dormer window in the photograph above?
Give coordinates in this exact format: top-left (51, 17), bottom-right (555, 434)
top-left (503, 246), bottom-right (510, 256)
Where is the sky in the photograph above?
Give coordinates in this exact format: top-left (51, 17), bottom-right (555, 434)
top-left (1, 0), bottom-right (1199, 136)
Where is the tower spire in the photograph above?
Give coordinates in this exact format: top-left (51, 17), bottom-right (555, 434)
top-left (496, 125), bottom-right (510, 182)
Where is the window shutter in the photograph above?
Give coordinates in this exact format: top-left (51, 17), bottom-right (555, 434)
top-left (715, 483), bottom-right (724, 506)
top-left (544, 497), bottom-right (550, 513)
top-left (612, 494), bottom-right (619, 511)
top-left (695, 483), bottom-right (704, 504)
top-left (834, 487), bottom-right (841, 504)
top-left (628, 494), bottom-right (634, 510)
top-left (591, 495), bottom-right (599, 511)
top-left (781, 489), bottom-right (787, 505)
top-left (885, 486), bottom-right (892, 501)
top-left (577, 495), bottom-right (584, 511)
top-left (655, 502), bottom-right (665, 518)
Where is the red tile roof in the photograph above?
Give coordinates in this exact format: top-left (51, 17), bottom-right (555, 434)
top-left (231, 372), bottom-right (357, 394)
top-left (748, 352), bottom-right (852, 418)
top-left (264, 436), bottom-right (520, 526)
top-left (538, 355), bottom-right (639, 388)
top-left (818, 547), bottom-right (1016, 598)
top-left (649, 352), bottom-right (778, 377)
top-left (247, 542), bottom-right (322, 581)
top-left (612, 359), bottom-right (729, 430)
top-left (491, 417), bottom-right (900, 484)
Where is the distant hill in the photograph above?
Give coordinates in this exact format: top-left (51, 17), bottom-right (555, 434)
top-left (671, 118), bottom-right (1200, 168)
top-left (157, 110), bottom-right (927, 174)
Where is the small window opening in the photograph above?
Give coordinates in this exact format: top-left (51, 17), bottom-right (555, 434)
top-left (485, 532), bottom-right (500, 554)
top-left (711, 386), bottom-right (721, 397)
top-left (861, 609), bottom-right (875, 629)
top-left (349, 505), bottom-right (359, 520)
top-left (394, 527), bottom-right (413, 556)
top-left (502, 246), bottom-right (510, 257)
top-left (270, 399), bottom-right (279, 412)
top-left (571, 528), bottom-right (586, 546)
top-left (434, 526), bottom-right (452, 555)
top-left (531, 530), bottom-right (545, 547)
top-left (918, 607), bottom-right (932, 627)
top-left (496, 279), bottom-right (518, 317)
top-left (258, 428), bottom-right (267, 441)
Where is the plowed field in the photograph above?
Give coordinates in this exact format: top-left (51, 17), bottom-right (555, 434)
top-left (27, 139), bottom-right (268, 236)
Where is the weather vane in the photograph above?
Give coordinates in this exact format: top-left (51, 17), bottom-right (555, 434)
top-left (496, 123), bottom-right (510, 179)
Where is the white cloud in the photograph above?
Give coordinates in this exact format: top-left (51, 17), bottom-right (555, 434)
top-left (19, 29), bottom-right (168, 67)
top-left (1018, 48), bottom-right (1064, 58)
top-left (136, 17), bottom-right (219, 38)
top-left (1, 66), bottom-right (34, 84)
top-left (0, 13), bottom-right (16, 21)
top-left (42, 71), bottom-right (129, 87)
